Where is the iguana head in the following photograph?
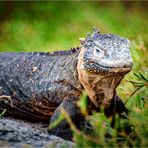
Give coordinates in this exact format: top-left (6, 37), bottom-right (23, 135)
top-left (80, 28), bottom-right (133, 74)
top-left (77, 27), bottom-right (133, 108)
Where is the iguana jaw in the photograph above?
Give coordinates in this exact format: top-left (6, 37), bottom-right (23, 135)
top-left (112, 67), bottom-right (132, 73)
top-left (85, 64), bottom-right (132, 74)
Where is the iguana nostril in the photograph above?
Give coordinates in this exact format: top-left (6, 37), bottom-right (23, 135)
top-left (130, 62), bottom-right (133, 67)
top-left (124, 64), bottom-right (129, 68)
top-left (124, 60), bottom-right (133, 68)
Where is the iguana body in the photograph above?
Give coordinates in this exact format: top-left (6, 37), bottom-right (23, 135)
top-left (0, 50), bottom-right (82, 121)
top-left (0, 28), bottom-right (133, 139)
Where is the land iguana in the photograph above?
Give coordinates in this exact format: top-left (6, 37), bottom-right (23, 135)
top-left (0, 28), bottom-right (133, 140)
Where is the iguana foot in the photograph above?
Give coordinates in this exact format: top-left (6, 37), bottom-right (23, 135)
top-left (48, 99), bottom-right (85, 140)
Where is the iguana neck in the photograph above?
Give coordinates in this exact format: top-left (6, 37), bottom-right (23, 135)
top-left (77, 47), bottom-right (124, 108)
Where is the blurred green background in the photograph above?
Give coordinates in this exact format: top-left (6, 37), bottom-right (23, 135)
top-left (0, 1), bottom-right (148, 52)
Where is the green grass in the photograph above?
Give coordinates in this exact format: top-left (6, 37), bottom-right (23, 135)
top-left (0, 1), bottom-right (148, 147)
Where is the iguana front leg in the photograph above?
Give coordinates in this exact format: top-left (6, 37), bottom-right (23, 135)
top-left (104, 94), bottom-right (132, 136)
top-left (48, 99), bottom-right (86, 140)
top-left (105, 95), bottom-right (129, 118)
top-left (48, 95), bottom-right (128, 140)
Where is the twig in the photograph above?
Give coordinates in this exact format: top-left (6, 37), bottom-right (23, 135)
top-left (129, 86), bottom-right (143, 97)
top-left (125, 86), bottom-right (143, 105)
top-left (0, 95), bottom-right (13, 107)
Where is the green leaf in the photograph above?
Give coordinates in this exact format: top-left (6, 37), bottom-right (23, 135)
top-left (77, 91), bottom-right (88, 115)
top-left (129, 81), bottom-right (145, 87)
top-left (139, 72), bottom-right (148, 81)
top-left (0, 109), bottom-right (6, 117)
top-left (134, 73), bottom-right (141, 79)
top-left (140, 99), bottom-right (144, 110)
top-left (48, 113), bottom-right (65, 130)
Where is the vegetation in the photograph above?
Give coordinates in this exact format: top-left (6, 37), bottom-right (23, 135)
top-left (0, 1), bottom-right (147, 147)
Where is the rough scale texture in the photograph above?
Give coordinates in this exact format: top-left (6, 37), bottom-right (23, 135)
top-left (0, 49), bottom-right (82, 121)
top-left (0, 28), bottom-right (133, 140)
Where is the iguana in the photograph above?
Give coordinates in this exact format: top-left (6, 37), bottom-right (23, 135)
top-left (0, 28), bottom-right (133, 140)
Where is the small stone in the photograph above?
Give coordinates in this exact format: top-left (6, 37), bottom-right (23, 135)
top-left (32, 67), bottom-right (37, 72)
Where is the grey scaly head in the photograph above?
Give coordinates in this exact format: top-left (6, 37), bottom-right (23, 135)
top-left (81, 27), bottom-right (133, 74)
top-left (77, 27), bottom-right (133, 108)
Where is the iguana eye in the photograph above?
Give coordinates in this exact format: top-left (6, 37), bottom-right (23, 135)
top-left (94, 46), bottom-right (104, 58)
top-left (96, 48), bottom-right (100, 53)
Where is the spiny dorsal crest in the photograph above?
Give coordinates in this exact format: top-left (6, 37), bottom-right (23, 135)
top-left (80, 26), bottom-right (100, 45)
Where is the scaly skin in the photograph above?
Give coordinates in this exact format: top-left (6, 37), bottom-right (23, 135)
top-left (0, 28), bottom-right (133, 140)
top-left (0, 50), bottom-right (82, 121)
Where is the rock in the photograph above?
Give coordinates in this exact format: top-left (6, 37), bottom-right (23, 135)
top-left (0, 118), bottom-right (76, 148)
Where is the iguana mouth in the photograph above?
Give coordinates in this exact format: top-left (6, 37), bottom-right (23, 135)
top-left (112, 67), bottom-right (132, 73)
top-left (96, 62), bottom-right (133, 72)
top-left (85, 64), bottom-right (132, 74)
